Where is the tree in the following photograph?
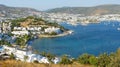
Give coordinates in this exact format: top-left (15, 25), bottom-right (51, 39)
top-left (98, 53), bottom-right (111, 67)
top-left (15, 35), bottom-right (31, 47)
top-left (46, 53), bottom-right (56, 62)
top-left (59, 55), bottom-right (73, 65)
top-left (50, 32), bottom-right (57, 35)
top-left (0, 40), bottom-right (11, 46)
top-left (108, 57), bottom-right (120, 67)
top-left (108, 49), bottom-right (120, 67)
top-left (16, 37), bottom-right (26, 46)
top-left (40, 52), bottom-right (55, 63)
top-left (10, 53), bottom-right (15, 59)
top-left (77, 53), bottom-right (91, 64)
top-left (89, 55), bottom-right (98, 65)
top-left (0, 40), bottom-right (4, 45)
top-left (23, 35), bottom-right (31, 43)
top-left (40, 51), bottom-right (47, 57)
top-left (26, 16), bottom-right (34, 19)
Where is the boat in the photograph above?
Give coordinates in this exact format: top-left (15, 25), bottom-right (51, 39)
top-left (117, 28), bottom-right (120, 30)
top-left (68, 30), bottom-right (73, 34)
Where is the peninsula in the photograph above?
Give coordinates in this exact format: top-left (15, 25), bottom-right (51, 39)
top-left (11, 16), bottom-right (71, 37)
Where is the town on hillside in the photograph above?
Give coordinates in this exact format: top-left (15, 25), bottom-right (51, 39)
top-left (0, 4), bottom-right (120, 65)
top-left (0, 16), bottom-right (71, 64)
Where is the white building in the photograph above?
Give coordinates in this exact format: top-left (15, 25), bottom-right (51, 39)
top-left (11, 31), bottom-right (29, 35)
top-left (45, 27), bottom-right (60, 34)
top-left (2, 22), bottom-right (11, 33)
top-left (3, 45), bottom-right (16, 54)
top-left (13, 27), bottom-right (42, 35)
top-left (27, 27), bottom-right (41, 31)
top-left (2, 46), bottom-right (53, 64)
top-left (52, 57), bottom-right (61, 64)
top-left (15, 49), bottom-right (28, 61)
top-left (27, 54), bottom-right (49, 63)
top-left (14, 27), bottom-right (26, 31)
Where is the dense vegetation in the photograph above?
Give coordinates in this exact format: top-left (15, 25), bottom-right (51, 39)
top-left (15, 34), bottom-right (32, 46)
top-left (0, 40), bottom-right (11, 46)
top-left (11, 16), bottom-right (68, 32)
top-left (59, 55), bottom-right (73, 64)
top-left (76, 49), bottom-right (120, 67)
top-left (38, 48), bottom-right (120, 67)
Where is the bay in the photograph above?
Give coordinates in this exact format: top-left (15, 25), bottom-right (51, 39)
top-left (31, 21), bottom-right (120, 58)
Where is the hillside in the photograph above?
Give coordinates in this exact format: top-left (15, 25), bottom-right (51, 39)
top-left (0, 4), bottom-right (41, 18)
top-left (1, 4), bottom-right (120, 18)
top-left (46, 4), bottom-right (120, 15)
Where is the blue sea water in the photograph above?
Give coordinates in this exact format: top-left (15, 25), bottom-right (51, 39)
top-left (31, 21), bottom-right (120, 58)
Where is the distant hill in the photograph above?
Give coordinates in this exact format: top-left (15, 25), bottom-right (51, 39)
top-left (1, 4), bottom-right (120, 18)
top-left (46, 4), bottom-right (120, 16)
top-left (0, 4), bottom-right (41, 18)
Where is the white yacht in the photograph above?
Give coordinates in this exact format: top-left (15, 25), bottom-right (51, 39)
top-left (117, 28), bottom-right (120, 30)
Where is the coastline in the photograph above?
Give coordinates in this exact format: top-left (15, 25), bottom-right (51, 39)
top-left (39, 30), bottom-right (73, 38)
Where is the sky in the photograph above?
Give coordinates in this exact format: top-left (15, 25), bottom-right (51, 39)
top-left (0, 0), bottom-right (120, 11)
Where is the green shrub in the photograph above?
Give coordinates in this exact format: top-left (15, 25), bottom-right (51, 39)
top-left (89, 56), bottom-right (98, 65)
top-left (34, 60), bottom-right (39, 63)
top-left (59, 55), bottom-right (73, 65)
top-left (98, 53), bottom-right (111, 67)
top-left (77, 53), bottom-right (91, 64)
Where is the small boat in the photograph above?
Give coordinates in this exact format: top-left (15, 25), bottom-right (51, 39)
top-left (117, 28), bottom-right (120, 30)
top-left (68, 30), bottom-right (73, 34)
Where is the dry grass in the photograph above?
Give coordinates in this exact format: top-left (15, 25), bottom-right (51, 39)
top-left (0, 60), bottom-right (93, 67)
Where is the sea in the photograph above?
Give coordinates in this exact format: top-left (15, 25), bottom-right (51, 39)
top-left (31, 21), bottom-right (120, 58)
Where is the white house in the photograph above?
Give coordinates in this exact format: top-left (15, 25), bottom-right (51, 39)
top-left (27, 54), bottom-right (49, 63)
top-left (39, 57), bottom-right (49, 63)
top-left (3, 45), bottom-right (16, 54)
top-left (11, 31), bottom-right (29, 35)
top-left (15, 49), bottom-right (28, 61)
top-left (14, 27), bottom-right (23, 30)
top-left (2, 46), bottom-right (50, 63)
top-left (27, 27), bottom-right (41, 31)
top-left (45, 27), bottom-right (60, 34)
top-left (52, 57), bottom-right (61, 64)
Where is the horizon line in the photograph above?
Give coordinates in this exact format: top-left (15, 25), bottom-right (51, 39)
top-left (0, 4), bottom-right (120, 11)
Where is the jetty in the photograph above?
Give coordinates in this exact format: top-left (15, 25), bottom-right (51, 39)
top-left (39, 30), bottom-right (73, 38)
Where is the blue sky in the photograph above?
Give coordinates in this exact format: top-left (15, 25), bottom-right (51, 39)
top-left (0, 0), bottom-right (120, 10)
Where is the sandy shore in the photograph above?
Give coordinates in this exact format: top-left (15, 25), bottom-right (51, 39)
top-left (39, 30), bottom-right (73, 38)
